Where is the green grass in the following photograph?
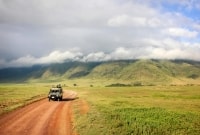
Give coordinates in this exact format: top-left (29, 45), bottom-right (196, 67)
top-left (0, 83), bottom-right (50, 114)
top-left (103, 107), bottom-right (199, 135)
top-left (72, 85), bottom-right (200, 135)
top-left (0, 83), bottom-right (199, 134)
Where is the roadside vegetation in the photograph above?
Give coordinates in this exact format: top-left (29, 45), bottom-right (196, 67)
top-left (72, 85), bottom-right (200, 135)
top-left (0, 83), bottom-right (49, 114)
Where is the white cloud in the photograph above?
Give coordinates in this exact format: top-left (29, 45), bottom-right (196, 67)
top-left (149, 48), bottom-right (190, 60)
top-left (0, 0), bottom-right (200, 68)
top-left (108, 14), bottom-right (146, 27)
top-left (0, 50), bottom-right (83, 68)
top-left (147, 17), bottom-right (162, 28)
top-left (37, 50), bottom-right (82, 64)
top-left (110, 47), bottom-right (134, 59)
top-left (193, 24), bottom-right (200, 31)
top-left (164, 27), bottom-right (198, 38)
top-left (83, 52), bottom-right (110, 62)
top-left (1, 44), bottom-right (200, 68)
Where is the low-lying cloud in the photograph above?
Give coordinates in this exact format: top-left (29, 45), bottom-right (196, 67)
top-left (1, 44), bottom-right (199, 68)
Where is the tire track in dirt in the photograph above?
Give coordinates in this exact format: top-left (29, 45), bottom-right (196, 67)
top-left (0, 90), bottom-right (77, 135)
top-left (47, 102), bottom-right (72, 135)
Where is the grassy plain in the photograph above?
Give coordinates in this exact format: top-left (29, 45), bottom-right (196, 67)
top-left (0, 83), bottom-right (199, 134)
top-left (72, 85), bottom-right (200, 135)
top-left (0, 83), bottom-right (50, 114)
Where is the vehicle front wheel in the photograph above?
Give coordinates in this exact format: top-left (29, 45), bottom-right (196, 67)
top-left (58, 97), bottom-right (62, 101)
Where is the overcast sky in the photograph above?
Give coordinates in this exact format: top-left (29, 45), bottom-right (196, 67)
top-left (0, 0), bottom-right (200, 68)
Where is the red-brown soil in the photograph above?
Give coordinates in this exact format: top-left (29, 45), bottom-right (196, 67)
top-left (0, 90), bottom-right (78, 135)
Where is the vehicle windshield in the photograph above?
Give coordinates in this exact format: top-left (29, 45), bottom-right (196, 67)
top-left (50, 90), bottom-right (59, 93)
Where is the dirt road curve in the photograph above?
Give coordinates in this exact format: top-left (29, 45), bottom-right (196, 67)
top-left (0, 90), bottom-right (78, 135)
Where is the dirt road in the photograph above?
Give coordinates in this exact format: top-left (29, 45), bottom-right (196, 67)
top-left (0, 90), bottom-right (78, 135)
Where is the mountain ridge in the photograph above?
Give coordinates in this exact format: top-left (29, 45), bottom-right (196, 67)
top-left (0, 59), bottom-right (200, 85)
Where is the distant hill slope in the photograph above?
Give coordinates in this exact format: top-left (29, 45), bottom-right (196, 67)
top-left (0, 60), bottom-right (200, 85)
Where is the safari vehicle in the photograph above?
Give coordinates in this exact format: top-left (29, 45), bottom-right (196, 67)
top-left (48, 84), bottom-right (63, 101)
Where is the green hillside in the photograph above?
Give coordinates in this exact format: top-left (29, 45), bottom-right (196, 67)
top-left (86, 60), bottom-right (200, 85)
top-left (0, 60), bottom-right (200, 85)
